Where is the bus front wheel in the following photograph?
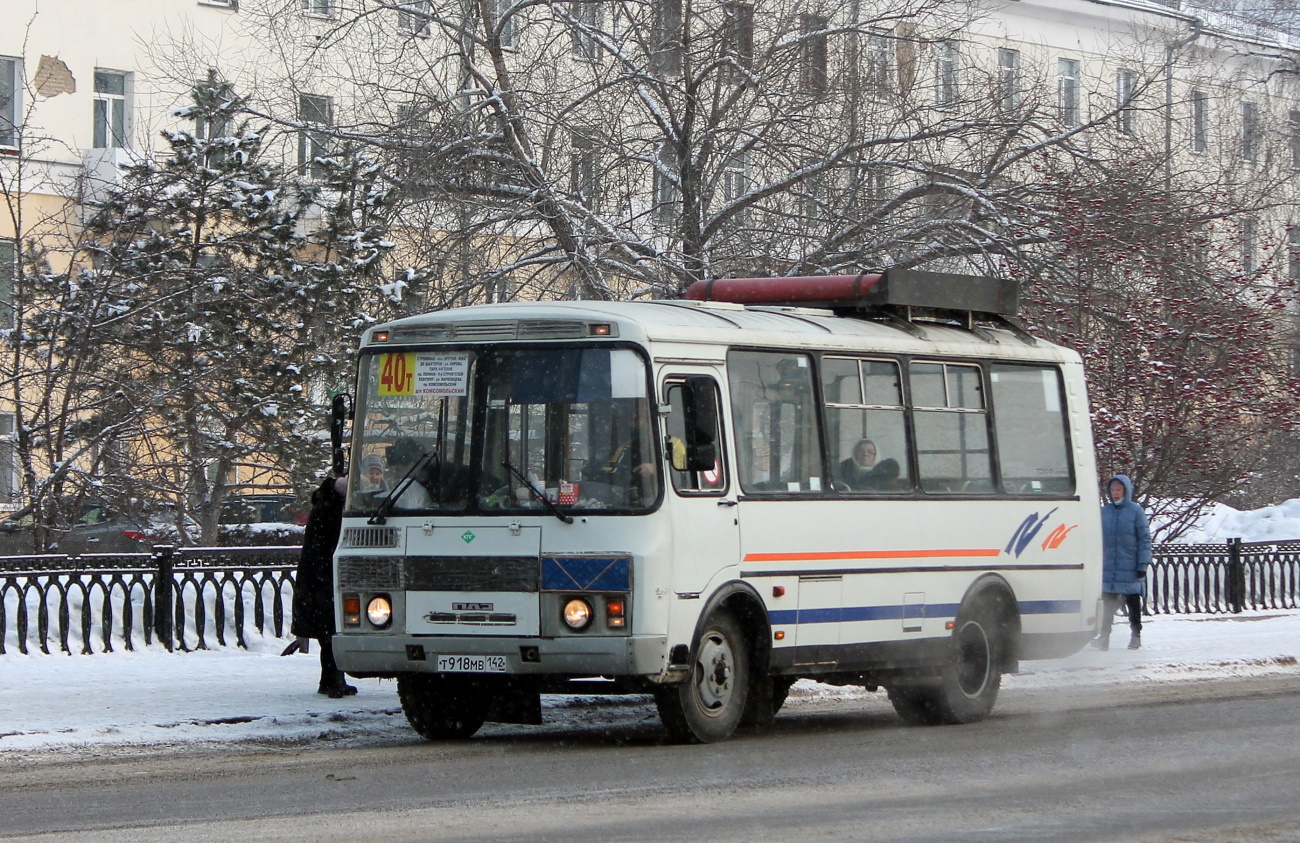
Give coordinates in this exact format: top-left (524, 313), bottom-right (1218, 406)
top-left (397, 674), bottom-right (492, 740)
top-left (887, 600), bottom-right (1003, 726)
top-left (656, 608), bottom-right (750, 743)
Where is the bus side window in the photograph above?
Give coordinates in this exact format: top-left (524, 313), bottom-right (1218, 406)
top-left (665, 378), bottom-right (726, 494)
top-left (727, 351), bottom-right (824, 494)
top-left (911, 361), bottom-right (993, 494)
top-left (822, 356), bottom-right (911, 494)
top-left (989, 364), bottom-right (1074, 495)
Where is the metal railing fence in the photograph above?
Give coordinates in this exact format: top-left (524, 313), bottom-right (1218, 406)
top-left (4, 541), bottom-right (1300, 655)
top-left (1147, 538), bottom-right (1300, 615)
top-left (0, 546), bottom-right (299, 655)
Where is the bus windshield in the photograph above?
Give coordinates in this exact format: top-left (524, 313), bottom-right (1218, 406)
top-left (348, 346), bottom-right (657, 514)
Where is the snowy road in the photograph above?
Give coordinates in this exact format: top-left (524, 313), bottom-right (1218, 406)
top-left (2, 611), bottom-right (1299, 840)
top-left (1, 674), bottom-right (1299, 842)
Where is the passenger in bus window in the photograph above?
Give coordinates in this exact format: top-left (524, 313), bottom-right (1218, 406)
top-left (354, 454), bottom-right (388, 506)
top-left (837, 438), bottom-right (900, 491)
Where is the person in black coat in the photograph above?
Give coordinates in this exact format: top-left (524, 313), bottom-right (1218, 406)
top-left (290, 475), bottom-right (355, 697)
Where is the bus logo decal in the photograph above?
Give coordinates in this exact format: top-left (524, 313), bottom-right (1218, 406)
top-left (462, 530), bottom-right (476, 544)
top-left (1041, 524), bottom-right (1078, 551)
top-left (1005, 508), bottom-right (1057, 558)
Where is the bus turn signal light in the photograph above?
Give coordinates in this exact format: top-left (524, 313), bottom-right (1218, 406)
top-left (343, 595), bottom-right (361, 627)
top-left (605, 597), bottom-right (626, 628)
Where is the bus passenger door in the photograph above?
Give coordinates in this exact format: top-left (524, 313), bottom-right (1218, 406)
top-left (663, 375), bottom-right (739, 595)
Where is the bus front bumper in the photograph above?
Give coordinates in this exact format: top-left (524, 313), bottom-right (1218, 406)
top-left (333, 633), bottom-right (670, 679)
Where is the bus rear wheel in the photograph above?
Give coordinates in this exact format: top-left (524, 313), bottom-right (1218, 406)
top-left (397, 674), bottom-right (492, 740)
top-left (656, 609), bottom-right (750, 743)
top-left (887, 601), bottom-right (1003, 726)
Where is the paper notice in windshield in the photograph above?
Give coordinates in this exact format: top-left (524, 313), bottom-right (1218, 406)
top-left (378, 352), bottom-right (470, 397)
top-left (414, 352), bottom-right (470, 396)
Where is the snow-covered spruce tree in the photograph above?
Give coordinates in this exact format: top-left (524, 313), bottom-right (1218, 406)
top-left (82, 76), bottom-right (398, 544)
top-left (1017, 164), bottom-right (1300, 540)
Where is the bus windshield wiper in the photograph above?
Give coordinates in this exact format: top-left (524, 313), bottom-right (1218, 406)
top-left (501, 461), bottom-right (573, 525)
top-left (368, 450), bottom-right (434, 525)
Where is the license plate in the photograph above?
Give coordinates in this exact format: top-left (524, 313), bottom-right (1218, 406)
top-left (437, 654), bottom-right (508, 673)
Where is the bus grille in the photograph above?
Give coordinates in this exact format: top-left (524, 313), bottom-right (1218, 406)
top-left (338, 557), bottom-right (403, 589)
top-left (518, 320), bottom-right (585, 339)
top-left (405, 556), bottom-right (539, 592)
top-left (340, 526), bottom-right (400, 549)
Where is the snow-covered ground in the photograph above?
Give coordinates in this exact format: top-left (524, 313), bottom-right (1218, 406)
top-left (2, 609), bottom-right (1297, 757)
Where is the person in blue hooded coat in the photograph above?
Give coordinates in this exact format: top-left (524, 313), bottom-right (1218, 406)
top-left (1096, 474), bottom-right (1152, 650)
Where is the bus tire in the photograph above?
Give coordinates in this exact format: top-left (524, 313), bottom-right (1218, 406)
top-left (397, 674), bottom-right (491, 740)
top-left (655, 608), bottom-right (750, 743)
top-left (886, 600), bottom-right (1003, 726)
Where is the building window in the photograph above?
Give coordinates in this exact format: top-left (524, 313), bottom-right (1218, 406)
top-left (1239, 217), bottom-right (1256, 273)
top-left (298, 93), bottom-right (333, 179)
top-left (722, 155), bottom-right (747, 203)
top-left (1289, 229), bottom-right (1300, 312)
top-left (1117, 69), bottom-right (1136, 135)
top-left (651, 0), bottom-right (683, 76)
top-left (1290, 110), bottom-right (1300, 170)
top-left (1057, 59), bottom-right (1080, 126)
top-left (997, 48), bottom-right (1019, 114)
top-left (1242, 101), bottom-right (1259, 162)
top-left (0, 239), bottom-right (14, 328)
top-left (865, 30), bottom-right (893, 98)
top-left (399, 1), bottom-right (432, 36)
top-left (653, 146), bottom-right (679, 226)
top-left (488, 0), bottom-right (514, 48)
top-left (570, 134), bottom-right (598, 202)
top-left (0, 413), bottom-right (15, 503)
top-left (302, 0), bottom-right (334, 16)
top-left (800, 14), bottom-right (828, 95)
top-left (93, 70), bottom-right (128, 149)
top-left (1, 57), bottom-right (19, 148)
top-left (721, 2), bottom-right (755, 81)
top-left (1190, 89), bottom-right (1208, 153)
top-left (935, 40), bottom-right (959, 108)
top-left (571, 1), bottom-right (603, 58)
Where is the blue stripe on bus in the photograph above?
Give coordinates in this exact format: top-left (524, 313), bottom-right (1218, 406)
top-left (768, 599), bottom-right (1080, 626)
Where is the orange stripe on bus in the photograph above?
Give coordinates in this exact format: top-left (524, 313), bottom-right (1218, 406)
top-left (743, 548), bottom-right (1002, 563)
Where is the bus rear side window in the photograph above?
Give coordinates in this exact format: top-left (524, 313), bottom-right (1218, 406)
top-left (911, 361), bottom-right (992, 494)
top-left (990, 364), bottom-right (1073, 494)
top-left (728, 351), bottom-right (824, 494)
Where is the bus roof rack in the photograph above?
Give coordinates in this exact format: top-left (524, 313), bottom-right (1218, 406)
top-left (683, 268), bottom-right (1030, 343)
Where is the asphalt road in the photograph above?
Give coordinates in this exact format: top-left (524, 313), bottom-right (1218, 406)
top-left (2, 675), bottom-right (1298, 842)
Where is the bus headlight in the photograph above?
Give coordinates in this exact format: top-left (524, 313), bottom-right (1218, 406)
top-left (562, 598), bottom-right (593, 630)
top-left (366, 595), bottom-right (393, 629)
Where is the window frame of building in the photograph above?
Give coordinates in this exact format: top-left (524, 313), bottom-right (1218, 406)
top-left (301, 0), bottom-right (335, 17)
top-left (934, 39), bottom-right (959, 109)
top-left (653, 145), bottom-right (680, 226)
top-left (0, 411), bottom-right (15, 503)
top-left (1116, 68), bottom-right (1136, 136)
top-left (1, 56), bottom-right (20, 149)
top-left (1241, 100), bottom-right (1259, 163)
top-left (488, 0), bottom-right (515, 48)
top-left (865, 30), bottom-right (893, 99)
top-left (1288, 228), bottom-right (1300, 314)
top-left (0, 238), bottom-right (14, 328)
top-left (720, 1), bottom-right (755, 82)
top-left (297, 93), bottom-right (333, 179)
top-left (651, 0), bottom-right (684, 76)
top-left (571, 0), bottom-right (603, 58)
top-left (800, 14), bottom-right (829, 95)
top-left (997, 48), bottom-right (1020, 115)
top-left (1289, 109), bottom-right (1300, 170)
top-left (1057, 58), bottom-right (1080, 126)
top-left (92, 69), bottom-right (129, 149)
top-left (398, 0), bottom-right (432, 36)
top-left (1190, 89), bottom-right (1209, 154)
top-left (570, 134), bottom-right (598, 203)
top-left (1239, 216), bottom-right (1256, 273)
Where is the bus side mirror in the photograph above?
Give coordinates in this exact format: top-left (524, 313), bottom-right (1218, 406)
top-left (679, 376), bottom-right (718, 473)
top-left (331, 393), bottom-right (352, 476)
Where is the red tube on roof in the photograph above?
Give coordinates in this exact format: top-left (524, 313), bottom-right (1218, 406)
top-left (684, 274), bottom-right (884, 305)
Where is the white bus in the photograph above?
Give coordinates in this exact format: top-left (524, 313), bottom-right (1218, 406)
top-left (331, 270), bottom-right (1102, 743)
